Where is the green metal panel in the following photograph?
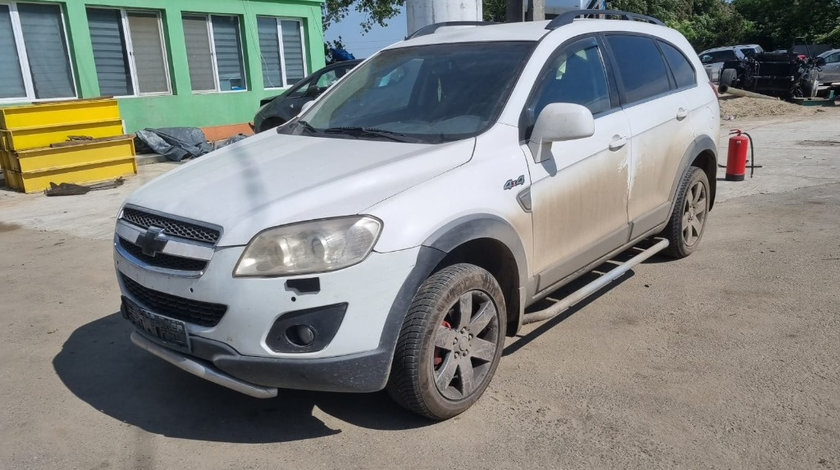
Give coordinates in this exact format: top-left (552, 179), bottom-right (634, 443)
top-left (2, 0), bottom-right (326, 132)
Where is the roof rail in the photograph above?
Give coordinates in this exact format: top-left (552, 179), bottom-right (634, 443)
top-left (545, 9), bottom-right (664, 30)
top-left (406, 21), bottom-right (496, 40)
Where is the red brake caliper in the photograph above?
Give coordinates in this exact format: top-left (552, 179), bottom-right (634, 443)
top-left (434, 320), bottom-right (452, 367)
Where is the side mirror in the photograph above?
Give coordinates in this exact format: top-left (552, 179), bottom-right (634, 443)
top-left (815, 57), bottom-right (826, 66)
top-left (528, 102), bottom-right (595, 163)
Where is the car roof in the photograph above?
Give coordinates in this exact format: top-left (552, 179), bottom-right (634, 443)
top-left (390, 17), bottom-right (673, 49)
top-left (818, 48), bottom-right (840, 57)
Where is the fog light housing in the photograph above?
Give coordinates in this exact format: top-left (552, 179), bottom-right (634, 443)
top-left (266, 303), bottom-right (347, 353)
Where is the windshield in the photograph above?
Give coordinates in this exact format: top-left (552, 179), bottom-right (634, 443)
top-left (283, 42), bottom-right (535, 143)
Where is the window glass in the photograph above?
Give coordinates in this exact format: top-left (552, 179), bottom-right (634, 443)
top-left (523, 38), bottom-right (611, 136)
top-left (17, 2), bottom-right (75, 99)
top-left (606, 35), bottom-right (669, 103)
top-left (128, 12), bottom-right (168, 93)
top-left (0, 5), bottom-right (26, 99)
top-left (87, 8), bottom-right (132, 96)
top-left (294, 42), bottom-right (533, 143)
top-left (281, 20), bottom-right (305, 82)
top-left (258, 17), bottom-right (307, 88)
top-left (211, 15), bottom-right (245, 91)
top-left (182, 15), bottom-right (215, 91)
top-left (660, 41), bottom-right (696, 89)
top-left (315, 70), bottom-right (338, 89)
top-left (257, 16), bottom-right (283, 87)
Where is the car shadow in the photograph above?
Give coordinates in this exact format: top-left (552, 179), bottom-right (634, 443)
top-left (52, 313), bottom-right (431, 443)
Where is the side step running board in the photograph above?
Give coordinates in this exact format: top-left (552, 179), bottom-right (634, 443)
top-left (522, 238), bottom-right (670, 325)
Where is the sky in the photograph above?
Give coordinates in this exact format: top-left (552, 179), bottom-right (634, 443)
top-left (324, 7), bottom-right (408, 59)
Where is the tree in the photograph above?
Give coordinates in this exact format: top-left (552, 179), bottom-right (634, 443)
top-left (322, 0), bottom-right (405, 32)
top-left (733, 0), bottom-right (840, 48)
top-left (607, 0), bottom-right (748, 51)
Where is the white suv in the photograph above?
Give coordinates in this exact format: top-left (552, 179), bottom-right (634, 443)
top-left (114, 11), bottom-right (719, 420)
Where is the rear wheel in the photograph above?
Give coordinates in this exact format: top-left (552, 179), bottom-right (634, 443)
top-left (387, 263), bottom-right (506, 420)
top-left (662, 167), bottom-right (710, 258)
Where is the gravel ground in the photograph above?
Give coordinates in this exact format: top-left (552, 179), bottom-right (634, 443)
top-left (718, 95), bottom-right (828, 120)
top-left (1, 112), bottom-right (838, 469)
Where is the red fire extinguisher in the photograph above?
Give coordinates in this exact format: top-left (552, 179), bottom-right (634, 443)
top-left (725, 129), bottom-right (757, 181)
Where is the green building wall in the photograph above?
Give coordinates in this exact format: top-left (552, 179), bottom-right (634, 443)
top-left (14, 0), bottom-right (326, 132)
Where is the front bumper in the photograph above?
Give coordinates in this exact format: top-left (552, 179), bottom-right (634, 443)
top-left (115, 241), bottom-right (426, 393)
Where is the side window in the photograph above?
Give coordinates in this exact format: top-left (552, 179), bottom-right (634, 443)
top-left (315, 70), bottom-right (338, 89)
top-left (523, 38), bottom-right (611, 137)
top-left (829, 53), bottom-right (840, 64)
top-left (660, 41), bottom-right (696, 89)
top-left (605, 35), bottom-right (670, 103)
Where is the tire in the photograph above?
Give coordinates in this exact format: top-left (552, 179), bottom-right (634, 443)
top-left (662, 167), bottom-right (710, 258)
top-left (720, 68), bottom-right (737, 87)
top-left (386, 263), bottom-right (506, 420)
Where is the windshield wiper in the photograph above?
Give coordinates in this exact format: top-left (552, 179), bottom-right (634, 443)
top-left (293, 119), bottom-right (317, 135)
top-left (321, 126), bottom-right (422, 143)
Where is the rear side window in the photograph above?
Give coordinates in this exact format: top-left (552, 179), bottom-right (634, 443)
top-left (660, 41), bottom-right (696, 89)
top-left (605, 35), bottom-right (669, 103)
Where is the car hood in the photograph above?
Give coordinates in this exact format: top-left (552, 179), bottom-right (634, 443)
top-left (125, 131), bottom-right (474, 246)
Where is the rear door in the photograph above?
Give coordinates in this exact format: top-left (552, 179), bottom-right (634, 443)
top-left (603, 34), bottom-right (705, 238)
top-left (520, 37), bottom-right (632, 291)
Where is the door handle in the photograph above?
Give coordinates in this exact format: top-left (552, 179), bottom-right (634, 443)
top-left (676, 108), bottom-right (688, 121)
top-left (609, 135), bottom-right (627, 151)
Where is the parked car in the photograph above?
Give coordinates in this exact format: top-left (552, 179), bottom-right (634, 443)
top-left (114, 11), bottom-right (719, 420)
top-left (816, 48), bottom-right (840, 84)
top-left (699, 44), bottom-right (764, 83)
top-left (253, 59), bottom-right (361, 133)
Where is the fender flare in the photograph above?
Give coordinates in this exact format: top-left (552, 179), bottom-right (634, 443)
top-left (668, 134), bottom-right (718, 212)
top-left (378, 215), bottom-right (529, 367)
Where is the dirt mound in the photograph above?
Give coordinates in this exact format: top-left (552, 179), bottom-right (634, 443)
top-left (718, 95), bottom-right (822, 120)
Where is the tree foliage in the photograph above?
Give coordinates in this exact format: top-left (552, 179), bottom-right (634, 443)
top-left (322, 0), bottom-right (405, 32)
top-left (324, 0), bottom-right (840, 51)
top-left (606, 0), bottom-right (748, 51)
top-left (733, 0), bottom-right (840, 48)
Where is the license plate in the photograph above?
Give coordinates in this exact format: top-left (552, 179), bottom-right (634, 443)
top-left (121, 296), bottom-right (190, 353)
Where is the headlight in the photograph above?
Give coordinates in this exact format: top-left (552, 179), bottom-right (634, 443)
top-left (234, 216), bottom-right (382, 277)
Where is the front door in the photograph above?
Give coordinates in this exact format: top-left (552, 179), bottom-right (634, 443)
top-left (521, 37), bottom-right (631, 291)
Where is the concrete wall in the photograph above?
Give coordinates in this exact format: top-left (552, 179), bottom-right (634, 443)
top-left (4, 0), bottom-right (325, 132)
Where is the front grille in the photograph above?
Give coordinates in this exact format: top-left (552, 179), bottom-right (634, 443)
top-left (121, 207), bottom-right (220, 244)
top-left (118, 237), bottom-right (207, 272)
top-left (120, 274), bottom-right (227, 327)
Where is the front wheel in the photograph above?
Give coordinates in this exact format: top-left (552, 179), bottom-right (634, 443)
top-left (662, 167), bottom-right (710, 258)
top-left (387, 263), bottom-right (506, 420)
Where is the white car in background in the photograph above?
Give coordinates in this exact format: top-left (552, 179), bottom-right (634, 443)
top-left (113, 11), bottom-right (720, 420)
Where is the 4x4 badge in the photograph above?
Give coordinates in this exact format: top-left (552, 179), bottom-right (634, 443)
top-left (137, 226), bottom-right (168, 257)
top-left (504, 175), bottom-right (525, 190)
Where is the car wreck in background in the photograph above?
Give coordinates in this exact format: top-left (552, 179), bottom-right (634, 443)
top-left (718, 50), bottom-right (822, 100)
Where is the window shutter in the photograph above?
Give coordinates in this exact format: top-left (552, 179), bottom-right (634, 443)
top-left (128, 12), bottom-right (168, 94)
top-left (87, 8), bottom-right (132, 96)
top-left (257, 17), bottom-right (282, 88)
top-left (0, 5), bottom-right (26, 99)
top-left (182, 15), bottom-right (215, 91)
top-left (17, 3), bottom-right (75, 99)
top-left (281, 20), bottom-right (305, 82)
top-left (211, 16), bottom-right (245, 91)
